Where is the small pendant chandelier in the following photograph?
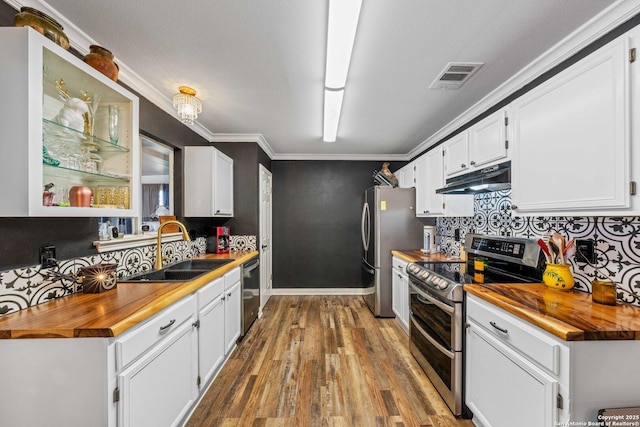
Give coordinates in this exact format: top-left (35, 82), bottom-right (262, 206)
top-left (173, 86), bottom-right (202, 125)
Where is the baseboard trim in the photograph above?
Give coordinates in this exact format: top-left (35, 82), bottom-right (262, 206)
top-left (271, 288), bottom-right (370, 296)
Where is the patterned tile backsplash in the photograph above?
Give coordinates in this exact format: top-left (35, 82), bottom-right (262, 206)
top-left (437, 190), bottom-right (640, 306)
top-left (0, 237), bottom-right (207, 316)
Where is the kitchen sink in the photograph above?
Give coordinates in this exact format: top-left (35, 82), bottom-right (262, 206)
top-left (167, 259), bottom-right (234, 270)
top-left (119, 258), bottom-right (234, 283)
top-left (119, 269), bottom-right (210, 282)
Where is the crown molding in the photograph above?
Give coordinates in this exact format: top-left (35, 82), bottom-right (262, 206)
top-left (407, 0), bottom-right (640, 159)
top-left (269, 153), bottom-right (409, 161)
top-left (210, 133), bottom-right (276, 159)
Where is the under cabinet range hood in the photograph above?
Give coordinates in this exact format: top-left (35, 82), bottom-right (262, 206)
top-left (436, 161), bottom-right (511, 195)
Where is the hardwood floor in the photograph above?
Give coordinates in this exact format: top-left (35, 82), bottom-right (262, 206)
top-left (186, 295), bottom-right (474, 427)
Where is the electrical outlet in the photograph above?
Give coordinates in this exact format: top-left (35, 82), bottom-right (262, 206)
top-left (575, 239), bottom-right (596, 264)
top-left (40, 246), bottom-right (57, 268)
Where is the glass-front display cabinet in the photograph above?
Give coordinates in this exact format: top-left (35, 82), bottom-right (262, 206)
top-left (0, 27), bottom-right (139, 217)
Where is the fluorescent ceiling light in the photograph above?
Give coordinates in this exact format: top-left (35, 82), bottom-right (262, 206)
top-left (325, 0), bottom-right (363, 89)
top-left (323, 89), bottom-right (344, 143)
top-left (323, 0), bottom-right (362, 142)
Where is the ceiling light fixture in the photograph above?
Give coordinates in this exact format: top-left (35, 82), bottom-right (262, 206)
top-left (173, 86), bottom-right (202, 125)
top-left (323, 0), bottom-right (362, 142)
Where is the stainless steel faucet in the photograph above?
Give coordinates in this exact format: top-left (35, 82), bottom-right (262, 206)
top-left (155, 220), bottom-right (191, 270)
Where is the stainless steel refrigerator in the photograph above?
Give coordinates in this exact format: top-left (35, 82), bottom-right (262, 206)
top-left (361, 186), bottom-right (424, 317)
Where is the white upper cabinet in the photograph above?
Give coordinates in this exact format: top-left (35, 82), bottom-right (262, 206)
top-left (443, 132), bottom-right (469, 177)
top-left (444, 107), bottom-right (510, 179)
top-left (468, 107), bottom-right (509, 169)
top-left (184, 146), bottom-right (234, 217)
top-left (416, 146), bottom-right (474, 217)
top-left (511, 33), bottom-right (635, 216)
top-left (0, 27), bottom-right (140, 217)
top-left (395, 163), bottom-right (415, 188)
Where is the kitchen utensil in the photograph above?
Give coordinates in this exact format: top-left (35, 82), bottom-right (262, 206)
top-left (551, 232), bottom-right (566, 264)
top-left (537, 239), bottom-right (552, 263)
top-left (548, 241), bottom-right (560, 264)
top-left (563, 239), bottom-right (575, 255)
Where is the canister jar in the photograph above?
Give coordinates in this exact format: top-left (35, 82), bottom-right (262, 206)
top-left (591, 280), bottom-right (617, 305)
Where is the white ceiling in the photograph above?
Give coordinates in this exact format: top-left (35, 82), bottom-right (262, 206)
top-left (10, 0), bottom-right (632, 158)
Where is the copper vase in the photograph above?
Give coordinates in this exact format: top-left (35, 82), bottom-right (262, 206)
top-left (69, 186), bottom-right (93, 207)
top-left (84, 45), bottom-right (119, 81)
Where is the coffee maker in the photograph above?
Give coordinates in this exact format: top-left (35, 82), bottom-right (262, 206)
top-left (214, 226), bottom-right (230, 254)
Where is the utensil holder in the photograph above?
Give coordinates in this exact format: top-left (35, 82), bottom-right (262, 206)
top-left (543, 263), bottom-right (575, 291)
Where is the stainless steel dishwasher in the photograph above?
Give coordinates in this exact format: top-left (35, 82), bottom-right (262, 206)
top-left (241, 257), bottom-right (260, 336)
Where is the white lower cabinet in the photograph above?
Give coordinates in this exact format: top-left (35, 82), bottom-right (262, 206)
top-left (466, 316), bottom-right (558, 427)
top-left (117, 315), bottom-right (199, 427)
top-left (115, 295), bottom-right (198, 427)
top-left (391, 256), bottom-right (409, 333)
top-left (224, 268), bottom-right (242, 354)
top-left (197, 276), bottom-right (226, 388)
top-left (466, 294), bottom-right (640, 427)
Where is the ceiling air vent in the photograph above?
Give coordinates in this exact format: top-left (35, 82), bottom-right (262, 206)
top-left (429, 62), bottom-right (484, 90)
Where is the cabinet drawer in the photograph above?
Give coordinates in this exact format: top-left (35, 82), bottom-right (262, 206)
top-left (392, 257), bottom-right (408, 273)
top-left (197, 276), bottom-right (224, 309)
top-left (225, 267), bottom-right (241, 289)
top-left (116, 296), bottom-right (196, 370)
top-left (466, 295), bottom-right (560, 375)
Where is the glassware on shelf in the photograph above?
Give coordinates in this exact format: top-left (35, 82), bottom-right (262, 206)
top-left (108, 105), bottom-right (119, 145)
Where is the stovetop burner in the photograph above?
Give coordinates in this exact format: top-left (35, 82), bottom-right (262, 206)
top-left (407, 233), bottom-right (545, 303)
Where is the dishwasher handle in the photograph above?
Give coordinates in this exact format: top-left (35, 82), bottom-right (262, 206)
top-left (243, 258), bottom-right (260, 273)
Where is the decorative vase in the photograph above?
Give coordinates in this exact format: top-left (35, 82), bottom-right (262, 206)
top-left (69, 186), bottom-right (93, 207)
top-left (83, 45), bottom-right (119, 81)
top-left (542, 263), bottom-right (574, 291)
top-left (14, 7), bottom-right (69, 50)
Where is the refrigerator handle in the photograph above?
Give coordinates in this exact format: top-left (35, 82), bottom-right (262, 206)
top-left (361, 202), bottom-right (370, 251)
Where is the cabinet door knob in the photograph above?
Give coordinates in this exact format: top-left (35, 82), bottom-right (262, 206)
top-left (470, 161), bottom-right (476, 166)
top-left (461, 163), bottom-right (466, 168)
top-left (216, 209), bottom-right (221, 213)
top-left (511, 205), bottom-right (518, 210)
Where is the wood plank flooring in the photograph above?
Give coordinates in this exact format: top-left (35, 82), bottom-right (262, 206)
top-left (185, 295), bottom-right (474, 427)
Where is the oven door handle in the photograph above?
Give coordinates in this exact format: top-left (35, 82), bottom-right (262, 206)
top-left (409, 313), bottom-right (455, 359)
top-left (410, 282), bottom-right (454, 315)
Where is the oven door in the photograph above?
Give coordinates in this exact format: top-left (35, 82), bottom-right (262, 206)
top-left (408, 279), bottom-right (463, 415)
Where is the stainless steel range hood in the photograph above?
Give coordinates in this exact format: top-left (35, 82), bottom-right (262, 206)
top-left (436, 161), bottom-right (511, 195)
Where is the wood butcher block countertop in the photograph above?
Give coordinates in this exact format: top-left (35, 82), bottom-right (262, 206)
top-left (465, 283), bottom-right (640, 341)
top-left (0, 251), bottom-right (258, 339)
top-left (391, 250), bottom-right (462, 263)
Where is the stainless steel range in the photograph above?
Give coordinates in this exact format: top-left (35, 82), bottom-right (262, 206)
top-left (406, 233), bottom-right (545, 417)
